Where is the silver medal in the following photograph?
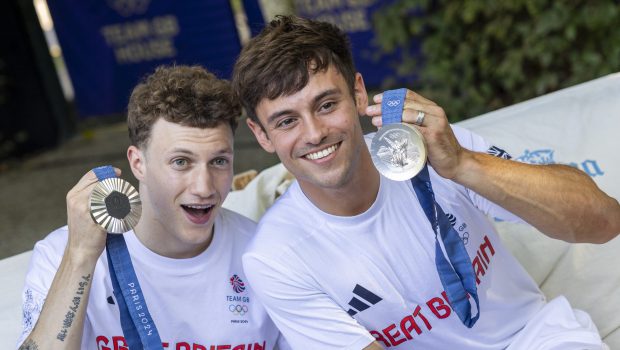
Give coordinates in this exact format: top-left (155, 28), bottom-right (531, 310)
top-left (90, 177), bottom-right (141, 233)
top-left (371, 123), bottom-right (427, 181)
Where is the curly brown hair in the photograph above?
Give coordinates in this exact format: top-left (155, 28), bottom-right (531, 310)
top-left (127, 65), bottom-right (240, 148)
top-left (232, 15), bottom-right (356, 125)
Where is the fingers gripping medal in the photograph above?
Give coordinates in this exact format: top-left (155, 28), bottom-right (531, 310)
top-left (371, 88), bottom-right (427, 181)
top-left (90, 165), bottom-right (141, 233)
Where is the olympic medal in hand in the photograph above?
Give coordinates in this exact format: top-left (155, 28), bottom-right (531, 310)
top-left (371, 123), bottom-right (427, 181)
top-left (90, 177), bottom-right (141, 233)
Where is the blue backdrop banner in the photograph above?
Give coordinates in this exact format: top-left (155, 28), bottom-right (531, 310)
top-left (47, 0), bottom-right (262, 119)
top-left (294, 0), bottom-right (419, 90)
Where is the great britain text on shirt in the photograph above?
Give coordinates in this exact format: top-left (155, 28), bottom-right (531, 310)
top-left (369, 235), bottom-right (496, 348)
top-left (95, 335), bottom-right (269, 350)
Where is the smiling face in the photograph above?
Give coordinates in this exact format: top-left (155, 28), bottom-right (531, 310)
top-left (128, 119), bottom-right (234, 258)
top-left (247, 66), bottom-right (370, 195)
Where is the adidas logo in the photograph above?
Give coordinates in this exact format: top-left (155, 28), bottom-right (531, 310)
top-left (346, 284), bottom-right (382, 316)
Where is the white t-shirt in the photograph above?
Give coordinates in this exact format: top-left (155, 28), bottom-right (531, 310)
top-left (242, 126), bottom-right (604, 350)
top-left (19, 208), bottom-right (287, 350)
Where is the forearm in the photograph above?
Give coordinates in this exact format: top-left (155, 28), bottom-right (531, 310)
top-left (20, 251), bottom-right (98, 350)
top-left (453, 150), bottom-right (620, 243)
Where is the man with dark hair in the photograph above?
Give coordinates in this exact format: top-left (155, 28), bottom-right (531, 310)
top-left (233, 15), bottom-right (620, 349)
top-left (18, 65), bottom-right (288, 350)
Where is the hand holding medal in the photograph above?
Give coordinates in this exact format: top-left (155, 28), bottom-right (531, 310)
top-left (367, 89), bottom-right (463, 181)
top-left (89, 165), bottom-right (141, 234)
top-left (369, 88), bottom-right (427, 181)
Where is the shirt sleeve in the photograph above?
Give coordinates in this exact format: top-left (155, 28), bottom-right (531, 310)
top-left (16, 228), bottom-right (66, 348)
top-left (451, 125), bottom-right (526, 224)
top-left (242, 252), bottom-right (376, 350)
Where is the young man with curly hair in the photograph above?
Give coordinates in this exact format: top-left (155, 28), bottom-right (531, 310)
top-left (18, 65), bottom-right (288, 350)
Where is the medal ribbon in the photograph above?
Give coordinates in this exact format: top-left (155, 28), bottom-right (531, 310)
top-left (93, 166), bottom-right (164, 349)
top-left (381, 90), bottom-right (480, 328)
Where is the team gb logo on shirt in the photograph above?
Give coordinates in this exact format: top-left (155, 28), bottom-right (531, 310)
top-left (230, 274), bottom-right (246, 293)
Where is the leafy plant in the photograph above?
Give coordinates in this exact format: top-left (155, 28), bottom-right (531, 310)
top-left (372, 0), bottom-right (620, 121)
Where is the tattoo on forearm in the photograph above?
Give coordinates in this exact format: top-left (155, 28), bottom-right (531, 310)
top-left (19, 339), bottom-right (39, 350)
top-left (56, 274), bottom-right (91, 341)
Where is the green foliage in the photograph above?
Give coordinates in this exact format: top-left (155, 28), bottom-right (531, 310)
top-left (372, 0), bottom-right (620, 121)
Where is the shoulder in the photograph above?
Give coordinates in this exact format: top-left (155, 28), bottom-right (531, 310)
top-left (261, 183), bottom-right (316, 231)
top-left (451, 124), bottom-right (490, 152)
top-left (24, 226), bottom-right (70, 292)
top-left (32, 226), bottom-right (69, 258)
top-left (245, 183), bottom-right (320, 259)
top-left (452, 124), bottom-right (514, 160)
top-left (261, 181), bottom-right (312, 228)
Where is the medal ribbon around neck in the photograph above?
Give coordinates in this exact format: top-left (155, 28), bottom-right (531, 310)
top-left (371, 90), bottom-right (481, 327)
top-left (92, 165), bottom-right (164, 349)
top-left (410, 167), bottom-right (481, 328)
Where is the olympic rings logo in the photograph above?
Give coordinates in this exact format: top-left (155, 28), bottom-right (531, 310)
top-left (386, 100), bottom-right (400, 107)
top-left (461, 232), bottom-right (470, 245)
top-left (229, 304), bottom-right (249, 315)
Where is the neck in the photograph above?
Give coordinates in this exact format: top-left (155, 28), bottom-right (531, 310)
top-left (301, 148), bottom-right (380, 216)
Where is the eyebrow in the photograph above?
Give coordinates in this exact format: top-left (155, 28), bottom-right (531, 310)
top-left (266, 88), bottom-right (342, 126)
top-left (169, 147), bottom-right (233, 156)
top-left (169, 148), bottom-right (194, 156)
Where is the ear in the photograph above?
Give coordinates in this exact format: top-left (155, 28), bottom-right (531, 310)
top-left (353, 72), bottom-right (369, 116)
top-left (127, 145), bottom-right (146, 181)
top-left (246, 118), bottom-right (276, 153)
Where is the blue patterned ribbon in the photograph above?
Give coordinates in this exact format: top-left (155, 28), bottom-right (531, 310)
top-left (93, 165), bottom-right (164, 349)
top-left (381, 88), bottom-right (407, 125)
top-left (410, 167), bottom-right (480, 328)
top-left (380, 91), bottom-right (480, 327)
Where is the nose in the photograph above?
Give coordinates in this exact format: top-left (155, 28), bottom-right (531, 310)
top-left (303, 116), bottom-right (327, 145)
top-left (190, 166), bottom-right (215, 199)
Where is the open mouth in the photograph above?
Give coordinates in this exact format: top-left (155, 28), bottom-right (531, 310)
top-left (304, 142), bottom-right (340, 160)
top-left (181, 204), bottom-right (215, 224)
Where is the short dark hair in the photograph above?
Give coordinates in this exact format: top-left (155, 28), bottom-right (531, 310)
top-left (232, 15), bottom-right (356, 123)
top-left (127, 65), bottom-right (240, 148)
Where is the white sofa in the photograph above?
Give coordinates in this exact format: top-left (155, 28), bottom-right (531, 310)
top-left (457, 73), bottom-right (620, 347)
